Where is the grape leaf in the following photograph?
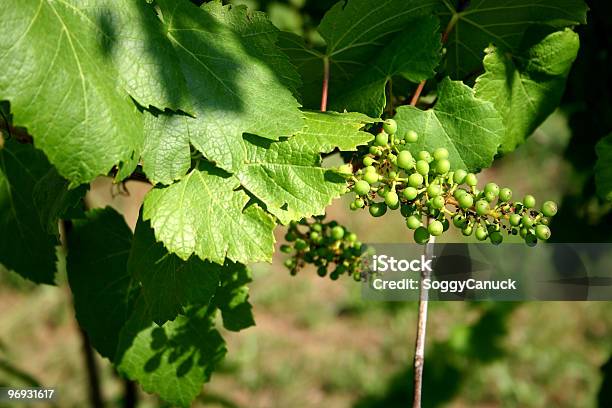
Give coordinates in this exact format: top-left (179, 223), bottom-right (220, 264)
top-left (0, 0), bottom-right (144, 184)
top-left (116, 301), bottom-right (226, 408)
top-left (439, 0), bottom-right (588, 79)
top-left (143, 164), bottom-right (275, 264)
top-left (0, 139), bottom-right (59, 284)
top-left (141, 0), bottom-right (304, 173)
top-left (213, 263), bottom-right (255, 331)
top-left (235, 111), bottom-right (374, 224)
top-left (281, 0), bottom-right (438, 109)
top-left (595, 133), bottom-right (612, 202)
top-left (394, 78), bottom-right (504, 172)
top-left (474, 28), bottom-right (580, 152)
top-left (66, 208), bottom-right (138, 359)
top-left (331, 16), bottom-right (442, 116)
top-left (142, 111), bottom-right (192, 185)
top-left (237, 135), bottom-right (346, 225)
top-left (293, 111), bottom-right (376, 154)
top-left (129, 218), bottom-right (221, 325)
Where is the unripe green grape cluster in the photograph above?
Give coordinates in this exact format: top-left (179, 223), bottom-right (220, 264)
top-left (340, 119), bottom-right (558, 246)
top-left (281, 215), bottom-right (366, 281)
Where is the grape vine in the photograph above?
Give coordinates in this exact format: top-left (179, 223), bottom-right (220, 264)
top-left (0, 0), bottom-right (596, 407)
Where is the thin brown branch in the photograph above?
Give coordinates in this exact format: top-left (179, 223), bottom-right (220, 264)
top-left (320, 56), bottom-right (330, 112)
top-left (409, 80), bottom-right (426, 107)
top-left (412, 218), bottom-right (435, 408)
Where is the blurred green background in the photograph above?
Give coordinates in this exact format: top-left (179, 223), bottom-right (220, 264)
top-left (1, 0), bottom-right (611, 407)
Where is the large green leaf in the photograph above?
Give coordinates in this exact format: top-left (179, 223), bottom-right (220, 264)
top-left (439, 0), bottom-right (587, 79)
top-left (474, 28), bottom-right (579, 152)
top-left (595, 133), bottom-right (612, 202)
top-left (66, 208), bottom-right (138, 359)
top-left (237, 135), bottom-right (346, 225)
top-left (280, 0), bottom-right (438, 109)
top-left (0, 140), bottom-right (59, 284)
top-left (143, 164), bottom-right (275, 264)
top-left (331, 16), bottom-right (442, 116)
top-left (129, 218), bottom-right (221, 325)
top-left (0, 0), bottom-right (144, 184)
top-left (142, 0), bottom-right (304, 173)
top-left (116, 301), bottom-right (226, 408)
top-left (394, 78), bottom-right (504, 172)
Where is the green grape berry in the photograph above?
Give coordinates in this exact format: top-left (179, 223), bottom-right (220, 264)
top-left (431, 196), bottom-right (445, 209)
top-left (397, 150), bottom-right (414, 169)
top-left (295, 238), bottom-right (308, 250)
top-left (363, 170), bottom-right (379, 184)
top-left (347, 233), bottom-right (357, 242)
top-left (417, 151), bottom-right (432, 162)
top-left (375, 132), bottom-right (389, 146)
top-left (522, 214), bottom-right (533, 228)
top-left (405, 130), bottom-right (418, 143)
top-left (363, 156), bottom-right (375, 166)
top-left (535, 224), bottom-right (551, 240)
top-left (406, 215), bottom-right (421, 230)
top-left (383, 119), bottom-right (398, 135)
top-left (454, 188), bottom-right (467, 199)
top-left (317, 266), bottom-right (327, 277)
top-left (312, 223), bottom-right (322, 232)
top-left (369, 202), bottom-right (388, 217)
top-left (414, 226), bottom-right (430, 244)
top-left (409, 173), bottom-right (424, 187)
top-left (427, 183), bottom-right (442, 197)
top-left (462, 225), bottom-right (473, 236)
top-left (435, 159), bottom-right (451, 174)
top-left (465, 173), bottom-right (478, 186)
top-left (453, 214), bottom-right (467, 228)
top-left (484, 182), bottom-right (499, 197)
top-left (402, 187), bottom-right (418, 200)
top-left (475, 199), bottom-right (490, 216)
top-left (416, 160), bottom-right (429, 176)
top-left (285, 231), bottom-right (297, 241)
top-left (458, 193), bottom-right (474, 209)
top-left (331, 225), bottom-right (345, 240)
top-left (453, 169), bottom-right (467, 184)
top-left (433, 147), bottom-right (449, 161)
top-left (489, 231), bottom-right (503, 245)
top-left (523, 194), bottom-right (536, 209)
top-left (475, 226), bottom-right (488, 241)
top-left (354, 180), bottom-right (370, 196)
top-left (280, 244), bottom-right (292, 253)
top-left (309, 231), bottom-right (320, 240)
top-left (384, 191), bottom-right (399, 208)
top-left (354, 198), bottom-right (365, 208)
top-left (541, 201), bottom-right (558, 217)
top-left (428, 220), bottom-right (444, 236)
top-left (509, 213), bottom-right (521, 226)
top-left (499, 188), bottom-right (512, 202)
